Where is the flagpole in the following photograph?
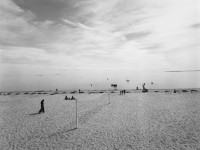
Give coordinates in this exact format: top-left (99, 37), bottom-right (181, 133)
top-left (107, 78), bottom-right (110, 104)
top-left (108, 88), bottom-right (110, 104)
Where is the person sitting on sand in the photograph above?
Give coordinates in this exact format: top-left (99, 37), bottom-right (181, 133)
top-left (142, 83), bottom-right (148, 93)
top-left (71, 96), bottom-right (76, 100)
top-left (65, 96), bottom-right (68, 100)
top-left (39, 99), bottom-right (45, 114)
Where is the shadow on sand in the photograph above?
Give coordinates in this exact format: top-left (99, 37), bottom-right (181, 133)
top-left (65, 127), bottom-right (77, 132)
top-left (46, 127), bottom-right (78, 139)
top-left (29, 112), bottom-right (41, 115)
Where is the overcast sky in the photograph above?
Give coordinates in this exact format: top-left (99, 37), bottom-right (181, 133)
top-left (0, 0), bottom-right (200, 91)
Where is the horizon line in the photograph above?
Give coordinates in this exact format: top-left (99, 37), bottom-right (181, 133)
top-left (165, 70), bottom-right (200, 72)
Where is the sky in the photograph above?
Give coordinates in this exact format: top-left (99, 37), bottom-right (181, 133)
top-left (0, 0), bottom-right (200, 91)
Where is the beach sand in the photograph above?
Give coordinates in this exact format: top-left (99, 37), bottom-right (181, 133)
top-left (0, 91), bottom-right (200, 149)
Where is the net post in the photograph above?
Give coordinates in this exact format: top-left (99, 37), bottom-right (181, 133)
top-left (108, 88), bottom-right (110, 104)
top-left (75, 98), bottom-right (78, 129)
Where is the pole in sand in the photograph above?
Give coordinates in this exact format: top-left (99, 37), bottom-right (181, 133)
top-left (108, 88), bottom-right (110, 104)
top-left (107, 78), bottom-right (110, 104)
top-left (75, 98), bottom-right (78, 129)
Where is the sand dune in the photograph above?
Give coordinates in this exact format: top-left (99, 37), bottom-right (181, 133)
top-left (0, 92), bottom-right (200, 149)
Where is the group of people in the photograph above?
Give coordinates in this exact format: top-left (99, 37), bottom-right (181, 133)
top-left (38, 95), bottom-right (77, 114)
top-left (120, 90), bottom-right (126, 95)
top-left (65, 95), bottom-right (76, 100)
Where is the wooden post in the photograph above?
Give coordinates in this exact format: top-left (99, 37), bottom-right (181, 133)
top-left (75, 98), bottom-right (78, 129)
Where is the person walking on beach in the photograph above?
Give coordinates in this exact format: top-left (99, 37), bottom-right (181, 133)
top-left (122, 90), bottom-right (124, 95)
top-left (39, 99), bottom-right (45, 114)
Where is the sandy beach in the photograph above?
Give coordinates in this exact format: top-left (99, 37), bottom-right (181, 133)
top-left (0, 90), bottom-right (200, 150)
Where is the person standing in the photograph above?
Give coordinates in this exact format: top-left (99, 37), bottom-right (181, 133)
top-left (39, 99), bottom-right (45, 113)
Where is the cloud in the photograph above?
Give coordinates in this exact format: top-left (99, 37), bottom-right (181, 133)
top-left (0, 0), bottom-right (53, 47)
top-left (36, 75), bottom-right (44, 76)
top-left (125, 32), bottom-right (151, 41)
top-left (63, 19), bottom-right (79, 28)
top-left (166, 70), bottom-right (200, 72)
top-left (13, 0), bottom-right (82, 22)
top-left (0, 46), bottom-right (54, 65)
top-left (191, 23), bottom-right (200, 29)
top-left (0, 0), bottom-right (199, 71)
top-left (63, 19), bottom-right (95, 31)
top-left (142, 44), bottom-right (161, 50)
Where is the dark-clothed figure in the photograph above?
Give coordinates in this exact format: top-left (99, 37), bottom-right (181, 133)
top-left (124, 90), bottom-right (126, 94)
top-left (71, 96), bottom-right (75, 100)
top-left (65, 96), bottom-right (68, 100)
top-left (39, 99), bottom-right (45, 114)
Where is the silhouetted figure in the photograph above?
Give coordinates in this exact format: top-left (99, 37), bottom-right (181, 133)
top-left (65, 96), bottom-right (68, 100)
top-left (79, 89), bottom-right (81, 93)
top-left (56, 89), bottom-right (58, 92)
top-left (136, 87), bottom-right (139, 90)
top-left (121, 90), bottom-right (124, 95)
top-left (124, 90), bottom-right (126, 94)
top-left (142, 83), bottom-right (148, 93)
top-left (174, 89), bottom-right (176, 93)
top-left (39, 99), bottom-right (45, 114)
top-left (71, 96), bottom-right (75, 100)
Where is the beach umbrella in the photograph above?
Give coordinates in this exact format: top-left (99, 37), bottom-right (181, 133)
top-left (111, 84), bottom-right (117, 90)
